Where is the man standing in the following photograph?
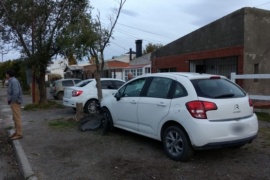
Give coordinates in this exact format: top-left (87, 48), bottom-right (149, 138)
top-left (127, 72), bottom-right (133, 81)
top-left (6, 69), bottom-right (23, 140)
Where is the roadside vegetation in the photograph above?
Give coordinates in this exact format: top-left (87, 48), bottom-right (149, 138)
top-left (48, 118), bottom-right (78, 129)
top-left (23, 100), bottom-right (65, 111)
top-left (256, 112), bottom-right (270, 122)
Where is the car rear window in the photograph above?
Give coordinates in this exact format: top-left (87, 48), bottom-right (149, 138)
top-left (101, 80), bottom-right (115, 89)
top-left (191, 78), bottom-right (246, 99)
top-left (114, 81), bottom-right (125, 88)
top-left (75, 80), bottom-right (92, 87)
top-left (62, 80), bottom-right (74, 86)
top-left (74, 80), bottom-right (81, 84)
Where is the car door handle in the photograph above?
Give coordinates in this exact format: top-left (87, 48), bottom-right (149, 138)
top-left (157, 102), bottom-right (166, 107)
top-left (130, 100), bottom-right (137, 104)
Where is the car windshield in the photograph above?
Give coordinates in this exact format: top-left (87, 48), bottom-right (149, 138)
top-left (191, 78), bottom-right (246, 99)
top-left (75, 80), bottom-right (93, 87)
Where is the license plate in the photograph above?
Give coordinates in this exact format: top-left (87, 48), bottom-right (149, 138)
top-left (232, 124), bottom-right (245, 133)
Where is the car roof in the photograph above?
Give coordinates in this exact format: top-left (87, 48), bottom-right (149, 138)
top-left (136, 72), bottom-right (227, 80)
top-left (55, 78), bottom-right (81, 81)
top-left (82, 78), bottom-right (125, 82)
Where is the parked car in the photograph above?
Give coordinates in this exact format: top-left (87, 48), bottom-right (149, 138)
top-left (100, 72), bottom-right (258, 161)
top-left (63, 78), bottom-right (125, 113)
top-left (50, 78), bottom-right (81, 100)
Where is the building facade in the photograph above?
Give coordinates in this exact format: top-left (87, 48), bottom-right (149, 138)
top-left (151, 7), bottom-right (270, 96)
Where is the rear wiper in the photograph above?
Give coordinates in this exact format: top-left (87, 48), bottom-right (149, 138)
top-left (213, 93), bottom-right (235, 98)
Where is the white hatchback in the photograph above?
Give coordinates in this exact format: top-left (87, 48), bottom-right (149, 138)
top-left (63, 78), bottom-right (125, 113)
top-left (100, 73), bottom-right (258, 161)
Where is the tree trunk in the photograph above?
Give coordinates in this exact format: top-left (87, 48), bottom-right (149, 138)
top-left (37, 69), bottom-right (47, 104)
top-left (95, 72), bottom-right (102, 101)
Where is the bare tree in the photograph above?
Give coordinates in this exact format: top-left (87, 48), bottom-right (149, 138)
top-left (87, 0), bottom-right (127, 101)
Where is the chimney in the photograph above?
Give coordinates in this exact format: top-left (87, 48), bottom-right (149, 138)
top-left (135, 39), bottom-right (142, 58)
top-left (129, 48), bottom-right (132, 61)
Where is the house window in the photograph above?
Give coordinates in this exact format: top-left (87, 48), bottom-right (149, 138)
top-left (254, 63), bottom-right (259, 82)
top-left (124, 70), bottom-right (130, 81)
top-left (124, 69), bottom-right (143, 81)
top-left (137, 69), bottom-right (142, 76)
top-left (145, 67), bottom-right (151, 74)
top-left (131, 69), bottom-right (136, 77)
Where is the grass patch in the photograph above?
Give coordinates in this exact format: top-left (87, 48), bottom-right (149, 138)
top-left (259, 127), bottom-right (270, 147)
top-left (24, 100), bottom-right (65, 111)
top-left (48, 118), bottom-right (78, 129)
top-left (255, 112), bottom-right (270, 122)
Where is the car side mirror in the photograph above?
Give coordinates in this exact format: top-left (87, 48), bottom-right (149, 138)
top-left (114, 92), bottom-right (121, 101)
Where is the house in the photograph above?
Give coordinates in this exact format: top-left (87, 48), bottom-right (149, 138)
top-left (103, 60), bottom-right (130, 79)
top-left (123, 52), bottom-right (151, 81)
top-left (46, 59), bottom-right (67, 80)
top-left (151, 7), bottom-right (270, 96)
top-left (63, 65), bottom-right (83, 79)
top-left (102, 39), bottom-right (152, 81)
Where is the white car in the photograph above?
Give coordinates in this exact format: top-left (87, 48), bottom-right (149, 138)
top-left (100, 73), bottom-right (258, 161)
top-left (63, 78), bottom-right (125, 113)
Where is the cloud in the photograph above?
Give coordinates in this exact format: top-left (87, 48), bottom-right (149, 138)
top-left (180, 0), bottom-right (255, 27)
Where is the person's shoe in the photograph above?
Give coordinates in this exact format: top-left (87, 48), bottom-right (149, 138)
top-left (10, 135), bottom-right (23, 140)
top-left (9, 133), bottom-right (16, 138)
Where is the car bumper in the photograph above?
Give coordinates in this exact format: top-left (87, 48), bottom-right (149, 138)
top-left (193, 135), bottom-right (257, 150)
top-left (186, 113), bottom-right (259, 148)
top-left (63, 98), bottom-right (84, 108)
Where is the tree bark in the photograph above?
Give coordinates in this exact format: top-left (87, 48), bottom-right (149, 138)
top-left (37, 68), bottom-right (47, 104)
top-left (95, 71), bottom-right (102, 101)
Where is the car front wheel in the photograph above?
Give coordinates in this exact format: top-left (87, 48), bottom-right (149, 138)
top-left (102, 108), bottom-right (114, 132)
top-left (162, 126), bottom-right (194, 161)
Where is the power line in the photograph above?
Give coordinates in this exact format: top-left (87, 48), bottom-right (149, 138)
top-left (99, 17), bottom-right (177, 40)
top-left (255, 1), bottom-right (270, 8)
top-left (114, 28), bottom-right (165, 44)
top-left (117, 22), bottom-right (176, 40)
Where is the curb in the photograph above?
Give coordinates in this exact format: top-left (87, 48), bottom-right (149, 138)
top-left (8, 129), bottom-right (38, 180)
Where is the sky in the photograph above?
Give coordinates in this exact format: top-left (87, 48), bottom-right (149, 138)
top-left (2, 0), bottom-right (270, 62)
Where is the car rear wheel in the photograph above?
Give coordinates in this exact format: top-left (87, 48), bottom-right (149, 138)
top-left (84, 100), bottom-right (98, 114)
top-left (162, 126), bottom-right (194, 161)
top-left (57, 92), bottom-right (64, 100)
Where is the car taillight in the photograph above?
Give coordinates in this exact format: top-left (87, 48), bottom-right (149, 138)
top-left (186, 101), bottom-right (217, 119)
top-left (249, 98), bottom-right (253, 107)
top-left (72, 90), bottom-right (83, 97)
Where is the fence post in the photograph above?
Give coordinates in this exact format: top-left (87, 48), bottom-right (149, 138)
top-left (76, 103), bottom-right (83, 121)
top-left (231, 72), bottom-right (236, 83)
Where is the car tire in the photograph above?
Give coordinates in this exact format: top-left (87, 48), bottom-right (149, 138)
top-left (57, 92), bottom-right (64, 100)
top-left (84, 99), bottom-right (98, 114)
top-left (102, 108), bottom-right (114, 132)
top-left (162, 126), bottom-right (194, 161)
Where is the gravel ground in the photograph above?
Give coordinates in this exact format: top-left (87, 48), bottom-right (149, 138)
top-left (1, 87), bottom-right (270, 180)
top-left (0, 129), bottom-right (22, 179)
